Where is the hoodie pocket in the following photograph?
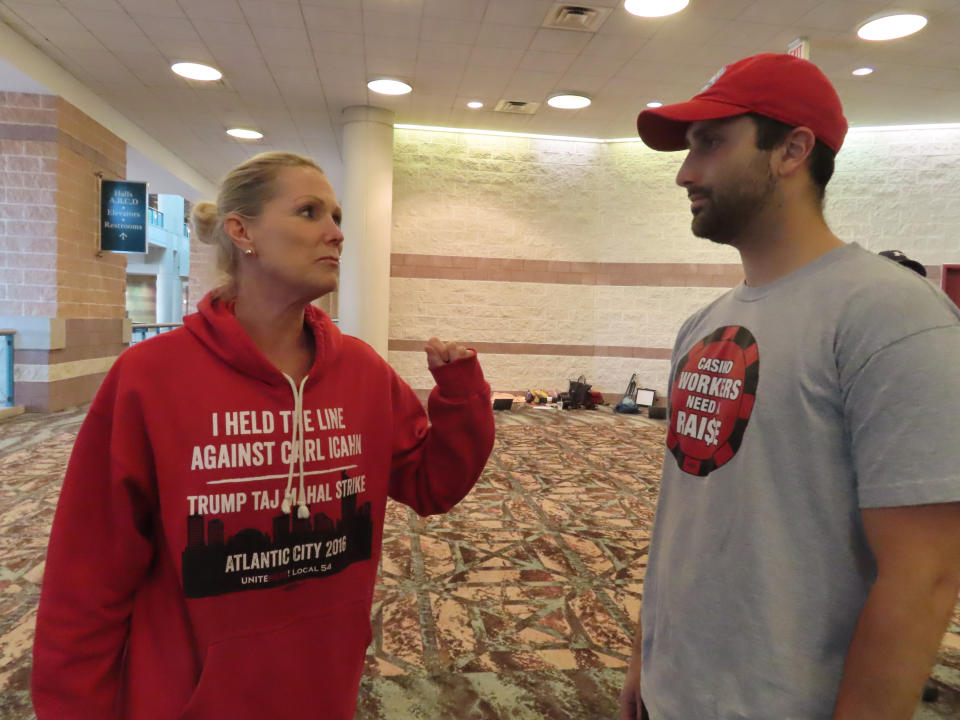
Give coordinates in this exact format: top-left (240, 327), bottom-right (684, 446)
top-left (178, 602), bottom-right (372, 720)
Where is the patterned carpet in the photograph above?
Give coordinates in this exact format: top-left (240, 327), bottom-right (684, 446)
top-left (1, 404), bottom-right (958, 719)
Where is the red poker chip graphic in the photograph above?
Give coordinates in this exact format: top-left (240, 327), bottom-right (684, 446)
top-left (667, 325), bottom-right (759, 477)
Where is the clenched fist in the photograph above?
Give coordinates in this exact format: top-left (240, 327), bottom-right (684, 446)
top-left (424, 337), bottom-right (475, 369)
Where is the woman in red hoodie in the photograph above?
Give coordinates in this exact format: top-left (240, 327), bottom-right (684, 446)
top-left (31, 152), bottom-right (496, 719)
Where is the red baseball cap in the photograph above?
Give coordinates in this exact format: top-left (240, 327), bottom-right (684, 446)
top-left (636, 53), bottom-right (848, 153)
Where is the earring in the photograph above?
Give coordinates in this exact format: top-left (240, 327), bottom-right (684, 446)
top-left (244, 248), bottom-right (255, 256)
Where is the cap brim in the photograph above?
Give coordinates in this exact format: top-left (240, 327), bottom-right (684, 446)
top-left (637, 98), bottom-right (749, 151)
top-left (902, 259), bottom-right (927, 276)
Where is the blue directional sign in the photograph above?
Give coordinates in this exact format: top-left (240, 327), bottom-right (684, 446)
top-left (100, 180), bottom-right (147, 253)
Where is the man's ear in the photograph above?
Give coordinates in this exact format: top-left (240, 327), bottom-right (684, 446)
top-left (775, 126), bottom-right (816, 179)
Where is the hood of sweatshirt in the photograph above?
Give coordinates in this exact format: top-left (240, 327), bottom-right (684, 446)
top-left (183, 291), bottom-right (345, 518)
top-left (183, 291), bottom-right (343, 390)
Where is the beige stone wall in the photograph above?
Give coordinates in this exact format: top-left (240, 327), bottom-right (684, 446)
top-left (388, 125), bottom-right (960, 397)
top-left (389, 128), bottom-right (736, 397)
top-left (56, 99), bottom-right (127, 319)
top-left (0, 92), bottom-right (59, 318)
top-left (187, 237), bottom-right (219, 315)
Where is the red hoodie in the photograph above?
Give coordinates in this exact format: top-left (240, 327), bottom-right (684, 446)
top-left (32, 293), bottom-right (494, 719)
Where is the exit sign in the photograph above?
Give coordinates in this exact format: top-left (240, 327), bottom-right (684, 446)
top-left (787, 37), bottom-right (810, 60)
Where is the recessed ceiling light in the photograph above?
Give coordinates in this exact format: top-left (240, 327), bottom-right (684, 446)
top-left (624, 0), bottom-right (689, 18)
top-left (467, 101), bottom-right (484, 109)
top-left (171, 62), bottom-right (222, 81)
top-left (367, 79), bottom-right (412, 95)
top-left (227, 128), bottom-right (263, 140)
top-left (547, 93), bottom-right (591, 110)
top-left (646, 101), bottom-right (664, 108)
top-left (852, 67), bottom-right (875, 76)
top-left (857, 13), bottom-right (927, 41)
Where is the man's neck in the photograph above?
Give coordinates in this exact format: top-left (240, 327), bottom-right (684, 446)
top-left (735, 201), bottom-right (843, 287)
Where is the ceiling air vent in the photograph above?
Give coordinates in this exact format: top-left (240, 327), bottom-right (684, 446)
top-left (542, 3), bottom-right (613, 32)
top-left (493, 100), bottom-right (541, 115)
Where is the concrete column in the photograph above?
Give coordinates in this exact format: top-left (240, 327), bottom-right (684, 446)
top-left (155, 247), bottom-right (178, 323)
top-left (155, 194), bottom-right (186, 323)
top-left (338, 106), bottom-right (394, 358)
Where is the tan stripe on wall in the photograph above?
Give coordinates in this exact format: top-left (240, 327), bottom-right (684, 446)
top-left (58, 130), bottom-right (124, 179)
top-left (389, 339), bottom-right (672, 359)
top-left (0, 122), bottom-right (58, 142)
top-left (391, 254), bottom-right (743, 287)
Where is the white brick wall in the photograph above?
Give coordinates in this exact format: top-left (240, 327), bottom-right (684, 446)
top-left (390, 124), bottom-right (960, 395)
top-left (828, 126), bottom-right (960, 264)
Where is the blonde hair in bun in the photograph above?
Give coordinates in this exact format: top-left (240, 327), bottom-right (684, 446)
top-left (190, 151), bottom-right (324, 300)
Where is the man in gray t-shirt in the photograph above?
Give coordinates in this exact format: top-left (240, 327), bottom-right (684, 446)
top-left (620, 53), bottom-right (960, 720)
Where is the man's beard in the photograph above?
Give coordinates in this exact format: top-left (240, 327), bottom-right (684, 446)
top-left (690, 158), bottom-right (778, 245)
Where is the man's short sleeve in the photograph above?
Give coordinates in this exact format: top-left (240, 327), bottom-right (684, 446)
top-left (845, 325), bottom-right (960, 508)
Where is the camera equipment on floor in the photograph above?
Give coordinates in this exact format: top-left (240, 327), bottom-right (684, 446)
top-left (559, 375), bottom-right (593, 409)
top-left (615, 373), bottom-right (640, 414)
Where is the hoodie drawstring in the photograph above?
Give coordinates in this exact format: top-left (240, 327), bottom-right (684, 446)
top-left (281, 374), bottom-right (310, 519)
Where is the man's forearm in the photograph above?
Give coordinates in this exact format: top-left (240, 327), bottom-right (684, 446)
top-left (833, 573), bottom-right (959, 719)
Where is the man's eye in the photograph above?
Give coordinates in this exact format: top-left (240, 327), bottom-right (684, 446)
top-left (333, 214), bottom-right (342, 227)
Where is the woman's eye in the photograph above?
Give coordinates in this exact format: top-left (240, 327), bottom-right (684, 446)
top-left (299, 206), bottom-right (314, 218)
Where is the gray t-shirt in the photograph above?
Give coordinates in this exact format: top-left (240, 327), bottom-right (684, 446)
top-left (641, 243), bottom-right (960, 720)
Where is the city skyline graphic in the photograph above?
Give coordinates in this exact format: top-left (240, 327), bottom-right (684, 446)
top-left (182, 470), bottom-right (373, 597)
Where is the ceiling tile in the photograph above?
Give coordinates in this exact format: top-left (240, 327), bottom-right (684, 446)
top-left (738, 0), bottom-right (823, 24)
top-left (137, 16), bottom-right (201, 41)
top-left (252, 25), bottom-right (312, 50)
top-left (475, 22), bottom-right (536, 49)
top-left (314, 53), bottom-right (367, 86)
top-left (567, 53), bottom-right (630, 77)
top-left (3, 2), bottom-right (76, 26)
top-left (301, 5), bottom-right (363, 34)
top-left (261, 45), bottom-right (318, 68)
top-left (363, 10), bottom-right (421, 39)
top-left (366, 37), bottom-right (418, 59)
top-left (794, 1), bottom-right (880, 33)
top-left (519, 50), bottom-right (575, 73)
top-left (595, 7), bottom-right (663, 37)
top-left (179, 0), bottom-right (245, 23)
top-left (308, 30), bottom-right (365, 56)
top-left (530, 28), bottom-right (593, 54)
top-left (365, 54), bottom-right (416, 77)
top-left (298, 0), bottom-right (360, 8)
top-left (422, 0), bottom-right (486, 21)
top-left (60, 0), bottom-right (124, 12)
top-left (192, 20), bottom-right (256, 48)
top-left (2, 0), bottom-right (959, 189)
top-left (708, 19), bottom-right (783, 50)
top-left (412, 62), bottom-right (463, 93)
top-left (117, 0), bottom-right (184, 17)
top-left (362, 0), bottom-right (423, 14)
top-left (690, 0), bottom-right (755, 20)
top-left (322, 82), bottom-right (368, 108)
top-left (237, 0), bottom-right (306, 28)
top-left (417, 42), bottom-right (473, 65)
top-left (580, 33), bottom-right (646, 59)
top-left (556, 73), bottom-right (610, 93)
top-left (150, 40), bottom-right (216, 64)
top-left (483, 0), bottom-right (552, 27)
top-left (504, 69), bottom-right (563, 97)
top-left (458, 65), bottom-right (511, 95)
top-left (468, 45), bottom-right (524, 68)
top-left (421, 16), bottom-right (480, 44)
